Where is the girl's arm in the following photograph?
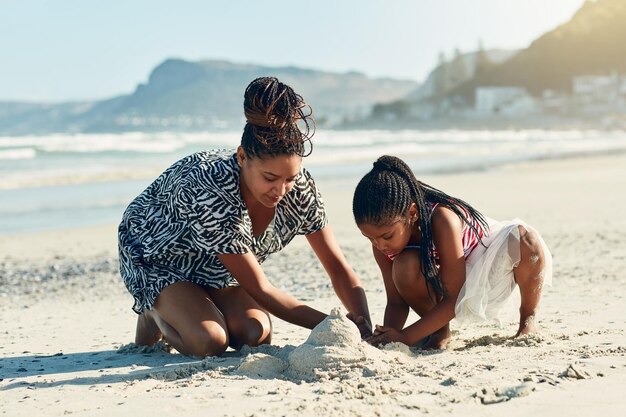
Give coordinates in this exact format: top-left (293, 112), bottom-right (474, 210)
top-left (219, 252), bottom-right (327, 329)
top-left (305, 225), bottom-right (372, 336)
top-left (368, 206), bottom-right (467, 346)
top-left (371, 245), bottom-right (410, 330)
top-left (400, 207), bottom-right (467, 345)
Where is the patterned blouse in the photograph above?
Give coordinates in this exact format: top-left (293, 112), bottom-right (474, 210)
top-left (118, 150), bottom-right (327, 313)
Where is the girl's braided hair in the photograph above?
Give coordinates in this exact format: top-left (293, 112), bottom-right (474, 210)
top-left (352, 155), bottom-right (488, 297)
top-left (241, 77), bottom-right (314, 158)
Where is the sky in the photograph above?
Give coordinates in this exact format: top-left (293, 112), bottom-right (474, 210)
top-left (1, 0), bottom-right (586, 103)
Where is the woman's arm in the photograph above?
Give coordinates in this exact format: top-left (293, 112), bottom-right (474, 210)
top-left (372, 246), bottom-right (410, 330)
top-left (305, 225), bottom-right (372, 335)
top-left (218, 252), bottom-right (327, 329)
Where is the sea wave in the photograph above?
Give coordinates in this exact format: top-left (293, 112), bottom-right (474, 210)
top-left (0, 148), bottom-right (36, 160)
top-left (0, 129), bottom-right (615, 154)
top-left (0, 168), bottom-right (163, 190)
top-left (1, 129), bottom-right (626, 190)
top-left (2, 129), bottom-right (626, 234)
top-left (0, 132), bottom-right (240, 153)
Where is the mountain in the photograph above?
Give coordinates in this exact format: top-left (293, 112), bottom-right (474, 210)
top-left (0, 60), bottom-right (418, 135)
top-left (448, 0), bottom-right (626, 101)
top-left (0, 101), bottom-right (96, 134)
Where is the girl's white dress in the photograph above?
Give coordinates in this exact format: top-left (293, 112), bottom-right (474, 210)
top-left (454, 217), bottom-right (553, 323)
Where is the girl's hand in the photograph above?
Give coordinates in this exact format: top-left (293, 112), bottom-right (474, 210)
top-left (366, 325), bottom-right (407, 346)
top-left (346, 312), bottom-right (373, 339)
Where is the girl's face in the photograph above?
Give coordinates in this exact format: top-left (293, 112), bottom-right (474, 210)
top-left (238, 147), bottom-right (302, 209)
top-left (357, 204), bottom-right (419, 257)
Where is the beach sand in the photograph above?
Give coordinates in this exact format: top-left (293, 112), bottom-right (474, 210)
top-left (1, 153), bottom-right (626, 416)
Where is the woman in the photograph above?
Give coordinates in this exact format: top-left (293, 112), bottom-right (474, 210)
top-left (118, 77), bottom-right (372, 356)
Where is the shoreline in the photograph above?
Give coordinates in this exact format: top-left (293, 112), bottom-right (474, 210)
top-left (3, 127), bottom-right (626, 192)
top-left (3, 145), bottom-right (626, 236)
top-left (1, 151), bottom-right (625, 416)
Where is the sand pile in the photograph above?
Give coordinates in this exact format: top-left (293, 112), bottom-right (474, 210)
top-left (285, 307), bottom-right (386, 381)
top-left (234, 308), bottom-right (402, 382)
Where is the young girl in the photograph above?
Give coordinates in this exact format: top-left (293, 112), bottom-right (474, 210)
top-left (119, 77), bottom-right (372, 357)
top-left (352, 155), bottom-right (552, 349)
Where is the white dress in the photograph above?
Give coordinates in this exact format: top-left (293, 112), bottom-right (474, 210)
top-left (454, 217), bottom-right (553, 323)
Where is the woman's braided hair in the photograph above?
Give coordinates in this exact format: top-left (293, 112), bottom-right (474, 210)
top-left (241, 77), bottom-right (314, 158)
top-left (352, 155), bottom-right (488, 297)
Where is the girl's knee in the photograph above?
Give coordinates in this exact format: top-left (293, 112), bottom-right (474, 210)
top-left (392, 251), bottom-right (436, 312)
top-left (391, 250), bottom-right (422, 289)
top-left (518, 226), bottom-right (545, 268)
top-left (515, 226), bottom-right (546, 293)
top-left (184, 322), bottom-right (229, 357)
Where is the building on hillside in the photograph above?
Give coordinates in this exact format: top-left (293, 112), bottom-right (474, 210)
top-left (573, 74), bottom-right (620, 97)
top-left (540, 89), bottom-right (569, 114)
top-left (571, 73), bottom-right (626, 113)
top-left (474, 87), bottom-right (537, 116)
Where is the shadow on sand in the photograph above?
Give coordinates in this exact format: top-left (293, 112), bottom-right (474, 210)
top-left (0, 348), bottom-right (242, 390)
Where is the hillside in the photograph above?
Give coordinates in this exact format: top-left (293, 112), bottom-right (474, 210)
top-left (0, 60), bottom-right (418, 135)
top-left (450, 0), bottom-right (626, 101)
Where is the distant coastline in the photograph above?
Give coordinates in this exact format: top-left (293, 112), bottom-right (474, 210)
top-left (339, 114), bottom-right (626, 132)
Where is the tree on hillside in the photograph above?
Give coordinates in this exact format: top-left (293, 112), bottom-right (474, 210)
top-left (449, 48), bottom-right (470, 87)
top-left (474, 40), bottom-right (493, 76)
top-left (433, 51), bottom-right (451, 96)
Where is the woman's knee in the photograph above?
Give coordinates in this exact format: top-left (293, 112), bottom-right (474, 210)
top-left (229, 315), bottom-right (272, 349)
top-left (183, 321), bottom-right (229, 357)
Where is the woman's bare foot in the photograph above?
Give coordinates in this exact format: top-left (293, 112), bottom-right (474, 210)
top-left (420, 325), bottom-right (452, 349)
top-left (515, 314), bottom-right (539, 337)
top-left (135, 311), bottom-right (163, 346)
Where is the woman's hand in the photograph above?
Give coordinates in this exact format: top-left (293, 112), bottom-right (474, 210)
top-left (346, 312), bottom-right (373, 339)
top-left (306, 227), bottom-right (372, 334)
top-left (365, 325), bottom-right (407, 346)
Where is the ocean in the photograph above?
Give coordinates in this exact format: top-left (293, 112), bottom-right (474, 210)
top-left (1, 129), bottom-right (626, 234)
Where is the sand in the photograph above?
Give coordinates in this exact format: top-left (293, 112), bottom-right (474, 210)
top-left (2, 153), bottom-right (626, 416)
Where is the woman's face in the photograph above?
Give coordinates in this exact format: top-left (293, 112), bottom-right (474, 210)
top-left (238, 147), bottom-right (302, 208)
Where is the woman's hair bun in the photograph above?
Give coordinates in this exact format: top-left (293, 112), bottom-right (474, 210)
top-left (241, 77), bottom-right (315, 157)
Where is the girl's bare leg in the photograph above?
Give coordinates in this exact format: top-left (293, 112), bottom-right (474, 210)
top-left (513, 225), bottom-right (546, 336)
top-left (392, 249), bottom-right (451, 349)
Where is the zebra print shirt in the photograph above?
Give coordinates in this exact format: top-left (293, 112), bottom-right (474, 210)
top-left (118, 150), bottom-right (327, 313)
